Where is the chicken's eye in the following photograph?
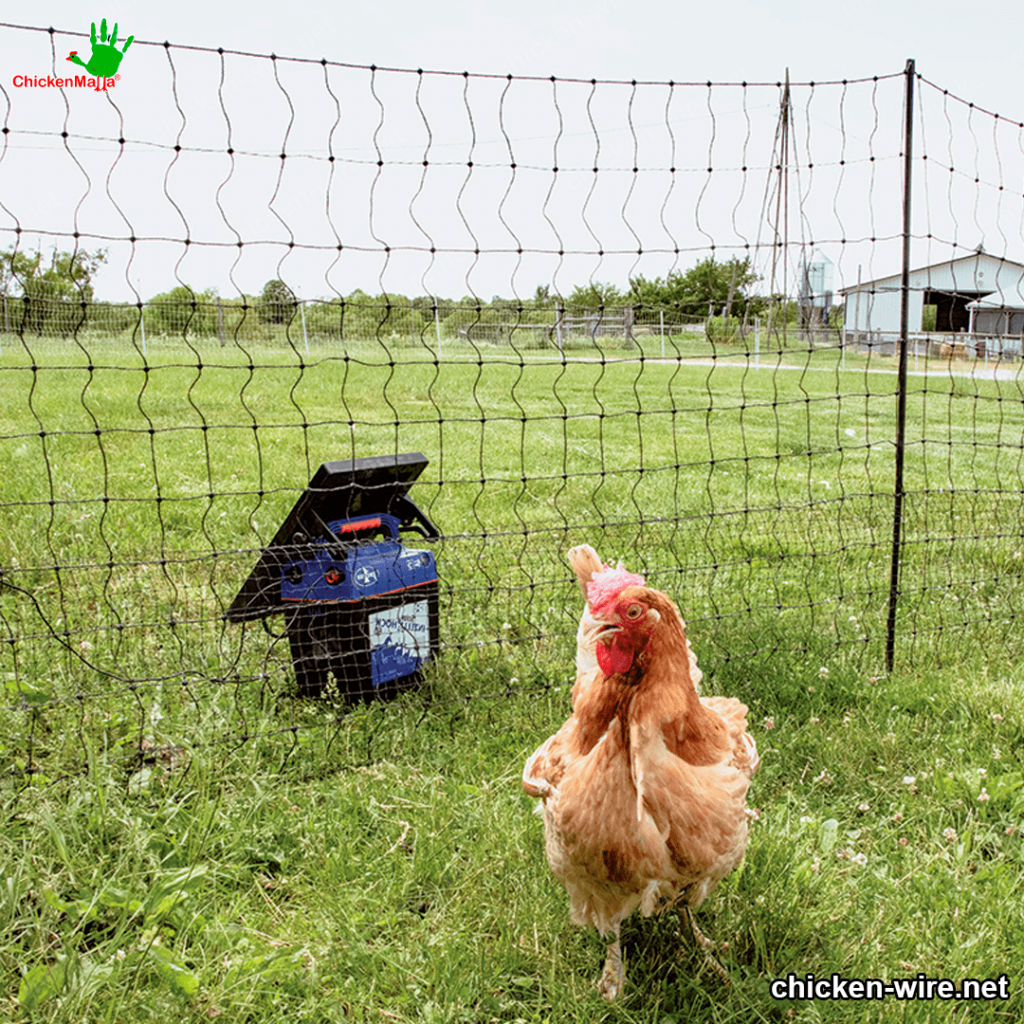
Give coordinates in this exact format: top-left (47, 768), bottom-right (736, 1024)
top-left (626, 603), bottom-right (643, 620)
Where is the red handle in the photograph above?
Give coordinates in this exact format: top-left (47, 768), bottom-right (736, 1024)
top-left (335, 517), bottom-right (381, 534)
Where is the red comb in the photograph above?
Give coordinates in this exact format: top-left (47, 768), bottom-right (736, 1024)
top-left (586, 566), bottom-right (646, 614)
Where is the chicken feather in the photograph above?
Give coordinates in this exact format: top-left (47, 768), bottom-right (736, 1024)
top-left (522, 547), bottom-right (758, 1000)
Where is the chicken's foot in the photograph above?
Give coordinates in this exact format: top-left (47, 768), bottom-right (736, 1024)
top-left (597, 925), bottom-right (625, 1001)
top-left (678, 906), bottom-right (730, 987)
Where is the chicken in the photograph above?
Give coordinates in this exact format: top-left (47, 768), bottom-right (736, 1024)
top-left (565, 545), bottom-right (702, 700)
top-left (522, 548), bottom-right (759, 1000)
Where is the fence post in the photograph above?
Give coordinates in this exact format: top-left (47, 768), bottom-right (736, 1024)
top-left (299, 298), bottom-right (309, 356)
top-left (885, 58), bottom-right (916, 674)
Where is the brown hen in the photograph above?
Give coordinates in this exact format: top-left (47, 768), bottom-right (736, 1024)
top-left (522, 546), bottom-right (758, 1000)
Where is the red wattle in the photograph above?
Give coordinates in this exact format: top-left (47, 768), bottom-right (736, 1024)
top-left (596, 637), bottom-right (633, 676)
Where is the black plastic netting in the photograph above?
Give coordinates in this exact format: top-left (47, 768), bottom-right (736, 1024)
top-left (2, 25), bottom-right (1024, 781)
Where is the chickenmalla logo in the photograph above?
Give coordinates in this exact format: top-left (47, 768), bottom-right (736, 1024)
top-left (12, 18), bottom-right (133, 92)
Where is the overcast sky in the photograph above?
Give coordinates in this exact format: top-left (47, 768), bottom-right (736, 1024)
top-left (3, 1), bottom-right (1023, 303)
top-left (17, 0), bottom-right (1020, 106)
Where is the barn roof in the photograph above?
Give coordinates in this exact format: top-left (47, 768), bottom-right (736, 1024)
top-left (966, 292), bottom-right (1024, 312)
top-left (840, 252), bottom-right (1024, 296)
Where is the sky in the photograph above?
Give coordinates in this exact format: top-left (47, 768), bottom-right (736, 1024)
top-left (14, 0), bottom-right (1018, 107)
top-left (2, 0), bottom-right (1023, 305)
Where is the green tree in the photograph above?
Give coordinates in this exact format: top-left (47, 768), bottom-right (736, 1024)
top-left (89, 301), bottom-right (136, 334)
top-left (258, 279), bottom-right (296, 325)
top-left (630, 256), bottom-right (761, 318)
top-left (411, 294), bottom-right (443, 315)
top-left (147, 285), bottom-right (218, 338)
top-left (565, 281), bottom-right (623, 313)
top-left (0, 245), bottom-right (107, 335)
top-left (220, 296), bottom-right (271, 341)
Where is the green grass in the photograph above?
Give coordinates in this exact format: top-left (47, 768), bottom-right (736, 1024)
top-left (2, 328), bottom-right (1024, 1020)
top-left (2, 653), bottom-right (1023, 1022)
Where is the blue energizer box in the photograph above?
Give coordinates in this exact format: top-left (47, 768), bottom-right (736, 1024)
top-left (280, 514), bottom-right (439, 698)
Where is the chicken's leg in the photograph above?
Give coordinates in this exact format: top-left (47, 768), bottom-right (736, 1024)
top-left (597, 924), bottom-right (625, 1001)
top-left (678, 905), bottom-right (730, 987)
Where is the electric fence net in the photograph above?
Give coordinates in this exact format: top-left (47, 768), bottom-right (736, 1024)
top-left (2, 24), bottom-right (1024, 784)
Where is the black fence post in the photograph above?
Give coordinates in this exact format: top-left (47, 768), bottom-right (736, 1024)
top-left (885, 58), bottom-right (916, 674)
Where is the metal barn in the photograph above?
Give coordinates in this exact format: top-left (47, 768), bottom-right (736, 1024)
top-left (841, 253), bottom-right (1024, 337)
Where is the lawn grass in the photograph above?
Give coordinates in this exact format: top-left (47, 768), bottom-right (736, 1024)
top-left (3, 648), bottom-right (1023, 1022)
top-left (2, 328), bottom-right (1024, 1020)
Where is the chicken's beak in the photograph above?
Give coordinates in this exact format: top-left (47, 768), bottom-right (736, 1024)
top-left (593, 618), bottom-right (620, 645)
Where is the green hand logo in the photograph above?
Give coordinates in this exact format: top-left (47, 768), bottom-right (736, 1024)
top-left (66, 18), bottom-right (133, 78)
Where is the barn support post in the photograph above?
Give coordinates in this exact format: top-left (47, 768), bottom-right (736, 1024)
top-left (885, 58), bottom-right (916, 674)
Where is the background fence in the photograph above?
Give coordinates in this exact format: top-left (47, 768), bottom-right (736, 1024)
top-left (3, 25), bottom-right (1024, 786)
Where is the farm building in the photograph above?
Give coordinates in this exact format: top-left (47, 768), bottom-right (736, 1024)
top-left (840, 253), bottom-right (1024, 351)
top-left (967, 294), bottom-right (1024, 337)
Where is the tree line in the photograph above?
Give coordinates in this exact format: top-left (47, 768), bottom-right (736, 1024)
top-left (0, 244), bottom-right (787, 340)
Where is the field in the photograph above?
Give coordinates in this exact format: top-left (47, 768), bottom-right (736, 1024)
top-left (2, 329), bottom-right (1024, 1022)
